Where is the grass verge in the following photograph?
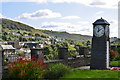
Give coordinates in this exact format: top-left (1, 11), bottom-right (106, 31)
top-left (61, 69), bottom-right (119, 79)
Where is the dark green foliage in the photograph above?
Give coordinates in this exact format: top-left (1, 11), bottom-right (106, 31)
top-left (56, 43), bottom-right (62, 48)
top-left (23, 45), bottom-right (29, 48)
top-left (19, 37), bottom-right (27, 42)
top-left (113, 55), bottom-right (120, 61)
top-left (44, 46), bottom-right (53, 55)
top-left (41, 35), bottom-right (47, 38)
top-left (50, 39), bottom-right (56, 44)
top-left (61, 41), bottom-right (70, 48)
top-left (35, 33), bottom-right (40, 37)
top-left (43, 63), bottom-right (71, 79)
top-left (116, 48), bottom-right (120, 54)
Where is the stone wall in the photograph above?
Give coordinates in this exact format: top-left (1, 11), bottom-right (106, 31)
top-left (44, 57), bottom-right (90, 68)
top-left (0, 51), bottom-right (2, 80)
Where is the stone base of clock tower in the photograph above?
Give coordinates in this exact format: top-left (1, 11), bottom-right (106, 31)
top-left (90, 37), bottom-right (108, 70)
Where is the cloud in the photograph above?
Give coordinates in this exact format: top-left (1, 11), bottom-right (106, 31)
top-left (90, 1), bottom-right (106, 6)
top-left (16, 9), bottom-right (62, 19)
top-left (51, 0), bottom-right (119, 8)
top-left (61, 16), bottom-right (80, 19)
top-left (40, 21), bottom-right (92, 35)
top-left (0, 0), bottom-right (42, 2)
top-left (1, 0), bottom-right (119, 9)
top-left (77, 21), bottom-right (89, 25)
top-left (40, 19), bottom-right (118, 37)
top-left (17, 9), bottom-right (80, 20)
top-left (109, 19), bottom-right (118, 37)
top-left (0, 13), bottom-right (4, 18)
top-left (109, 20), bottom-right (118, 24)
top-left (96, 11), bottom-right (104, 14)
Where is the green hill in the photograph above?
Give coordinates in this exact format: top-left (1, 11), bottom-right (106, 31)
top-left (1, 18), bottom-right (34, 31)
top-left (0, 18), bottom-right (92, 42)
top-left (1, 18), bottom-right (49, 41)
top-left (41, 30), bottom-right (92, 42)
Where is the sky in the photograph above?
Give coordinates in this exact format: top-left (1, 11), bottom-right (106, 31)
top-left (0, 0), bottom-right (119, 37)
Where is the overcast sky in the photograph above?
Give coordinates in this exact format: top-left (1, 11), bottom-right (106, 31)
top-left (0, 0), bottom-right (119, 37)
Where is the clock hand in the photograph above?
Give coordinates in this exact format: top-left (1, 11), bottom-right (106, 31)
top-left (97, 28), bottom-right (100, 32)
top-left (98, 28), bottom-right (103, 32)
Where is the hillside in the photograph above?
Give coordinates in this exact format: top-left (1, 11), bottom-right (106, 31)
top-left (1, 18), bottom-right (34, 31)
top-left (0, 18), bottom-right (92, 42)
top-left (0, 18), bottom-right (49, 41)
top-left (41, 30), bottom-right (92, 41)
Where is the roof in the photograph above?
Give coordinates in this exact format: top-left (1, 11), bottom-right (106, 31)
top-left (93, 17), bottom-right (110, 25)
top-left (0, 45), bottom-right (15, 50)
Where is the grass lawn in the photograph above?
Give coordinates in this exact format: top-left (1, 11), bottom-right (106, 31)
top-left (61, 69), bottom-right (120, 78)
top-left (110, 61), bottom-right (120, 67)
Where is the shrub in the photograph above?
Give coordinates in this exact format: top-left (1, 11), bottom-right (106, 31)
top-left (18, 50), bottom-right (24, 56)
top-left (110, 61), bottom-right (120, 67)
top-left (7, 57), bottom-right (46, 79)
top-left (109, 50), bottom-right (119, 60)
top-left (113, 55), bottom-right (120, 61)
top-left (116, 47), bottom-right (120, 54)
top-left (68, 50), bottom-right (79, 58)
top-left (44, 54), bottom-right (54, 60)
top-left (43, 63), bottom-right (71, 79)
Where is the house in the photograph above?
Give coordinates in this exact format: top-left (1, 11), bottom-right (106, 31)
top-left (8, 41), bottom-right (19, 49)
top-left (23, 42), bottom-right (41, 49)
top-left (11, 32), bottom-right (21, 36)
top-left (0, 45), bottom-right (17, 63)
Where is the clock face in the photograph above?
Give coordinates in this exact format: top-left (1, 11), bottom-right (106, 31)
top-left (105, 25), bottom-right (109, 37)
top-left (94, 25), bottom-right (104, 37)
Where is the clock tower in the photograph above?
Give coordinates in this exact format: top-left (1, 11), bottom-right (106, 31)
top-left (90, 18), bottom-right (110, 69)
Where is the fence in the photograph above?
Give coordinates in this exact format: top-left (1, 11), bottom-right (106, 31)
top-left (1, 47), bottom-right (91, 79)
top-left (31, 47), bottom-right (91, 68)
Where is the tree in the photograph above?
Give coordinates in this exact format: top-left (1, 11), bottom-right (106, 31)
top-left (75, 42), bottom-right (84, 47)
top-left (3, 32), bottom-right (8, 35)
top-left (17, 31), bottom-right (20, 33)
top-left (86, 40), bottom-right (91, 47)
top-left (28, 33), bottom-right (32, 36)
top-left (61, 41), bottom-right (70, 48)
top-left (56, 43), bottom-right (62, 48)
top-left (35, 33), bottom-right (40, 37)
top-left (19, 36), bottom-right (23, 41)
top-left (44, 46), bottom-right (53, 55)
top-left (2, 35), bottom-right (7, 41)
top-left (51, 44), bottom-right (57, 51)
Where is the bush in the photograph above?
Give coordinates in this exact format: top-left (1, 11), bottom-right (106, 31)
top-left (43, 63), bottom-right (71, 79)
top-left (7, 57), bottom-right (46, 79)
top-left (68, 50), bottom-right (79, 58)
top-left (110, 61), bottom-right (120, 67)
top-left (44, 54), bottom-right (54, 60)
top-left (116, 48), bottom-right (120, 54)
top-left (109, 50), bottom-right (119, 60)
top-left (18, 50), bottom-right (24, 56)
top-left (113, 55), bottom-right (120, 61)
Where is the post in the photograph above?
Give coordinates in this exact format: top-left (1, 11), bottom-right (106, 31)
top-left (79, 47), bottom-right (89, 57)
top-left (31, 48), bottom-right (44, 61)
top-left (83, 47), bottom-right (89, 57)
top-left (58, 47), bottom-right (68, 59)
